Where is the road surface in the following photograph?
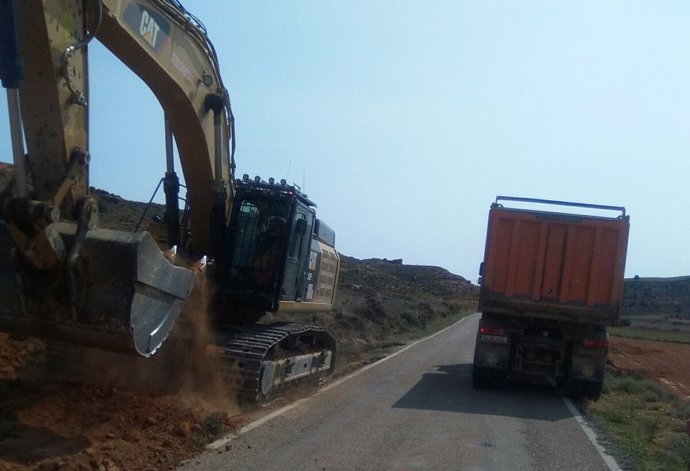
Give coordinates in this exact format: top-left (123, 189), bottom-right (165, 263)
top-left (179, 313), bottom-right (614, 471)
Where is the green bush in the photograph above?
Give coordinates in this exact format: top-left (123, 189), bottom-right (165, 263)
top-left (611, 377), bottom-right (646, 394)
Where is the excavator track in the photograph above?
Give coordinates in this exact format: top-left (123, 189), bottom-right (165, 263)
top-left (218, 323), bottom-right (336, 402)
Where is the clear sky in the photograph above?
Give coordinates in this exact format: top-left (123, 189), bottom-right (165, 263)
top-left (2, 1), bottom-right (690, 280)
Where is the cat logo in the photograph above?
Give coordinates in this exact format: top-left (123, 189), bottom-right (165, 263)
top-left (123, 4), bottom-right (170, 53)
top-left (139, 10), bottom-right (160, 48)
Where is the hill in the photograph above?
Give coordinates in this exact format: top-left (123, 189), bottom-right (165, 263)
top-left (622, 276), bottom-right (690, 319)
top-left (266, 255), bottom-right (478, 370)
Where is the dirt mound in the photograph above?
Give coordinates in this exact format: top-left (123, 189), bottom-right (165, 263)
top-left (0, 376), bottom-right (242, 471)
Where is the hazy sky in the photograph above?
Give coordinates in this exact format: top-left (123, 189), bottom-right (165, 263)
top-left (2, 1), bottom-right (690, 280)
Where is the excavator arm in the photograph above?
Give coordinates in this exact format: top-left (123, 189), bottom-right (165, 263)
top-left (0, 0), bottom-right (235, 356)
top-left (94, 0), bottom-right (235, 250)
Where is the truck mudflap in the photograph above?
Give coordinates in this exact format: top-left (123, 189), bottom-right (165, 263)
top-left (0, 222), bottom-right (195, 357)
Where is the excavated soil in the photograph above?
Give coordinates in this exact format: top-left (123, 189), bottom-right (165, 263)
top-left (0, 333), bottom-right (246, 471)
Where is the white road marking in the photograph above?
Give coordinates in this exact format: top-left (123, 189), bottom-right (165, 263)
top-left (206, 315), bottom-right (473, 450)
top-left (562, 397), bottom-right (623, 471)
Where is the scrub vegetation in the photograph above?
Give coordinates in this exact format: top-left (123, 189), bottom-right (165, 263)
top-left (586, 370), bottom-right (690, 471)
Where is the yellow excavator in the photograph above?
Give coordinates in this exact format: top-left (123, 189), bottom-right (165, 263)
top-left (0, 0), bottom-right (339, 401)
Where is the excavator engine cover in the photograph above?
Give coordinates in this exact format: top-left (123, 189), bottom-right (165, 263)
top-left (0, 221), bottom-right (194, 357)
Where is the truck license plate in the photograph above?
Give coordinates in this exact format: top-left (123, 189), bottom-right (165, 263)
top-left (481, 334), bottom-right (508, 344)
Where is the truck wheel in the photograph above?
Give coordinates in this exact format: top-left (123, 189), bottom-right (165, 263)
top-left (564, 377), bottom-right (584, 399)
top-left (582, 381), bottom-right (603, 401)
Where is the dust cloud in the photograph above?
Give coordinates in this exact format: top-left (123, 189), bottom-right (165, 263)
top-left (48, 273), bottom-right (242, 416)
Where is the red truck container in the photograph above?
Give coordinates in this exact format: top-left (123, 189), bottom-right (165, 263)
top-left (473, 196), bottom-right (630, 400)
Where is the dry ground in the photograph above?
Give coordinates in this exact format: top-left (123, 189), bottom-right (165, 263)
top-left (3, 330), bottom-right (688, 471)
top-left (0, 255), bottom-right (477, 471)
top-left (608, 336), bottom-right (690, 399)
top-left (0, 333), bottom-right (246, 471)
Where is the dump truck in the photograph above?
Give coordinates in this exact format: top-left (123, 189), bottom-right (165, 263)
top-left (472, 196), bottom-right (630, 400)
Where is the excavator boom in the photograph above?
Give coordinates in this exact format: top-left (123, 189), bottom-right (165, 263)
top-left (0, 0), bottom-right (234, 356)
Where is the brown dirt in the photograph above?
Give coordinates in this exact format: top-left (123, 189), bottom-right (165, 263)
top-left (0, 333), bottom-right (246, 471)
top-left (0, 221), bottom-right (477, 471)
top-left (3, 333), bottom-right (688, 471)
top-left (608, 336), bottom-right (690, 399)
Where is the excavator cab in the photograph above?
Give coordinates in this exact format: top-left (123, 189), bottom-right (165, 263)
top-left (219, 174), bottom-right (340, 324)
top-left (220, 175), bottom-right (317, 319)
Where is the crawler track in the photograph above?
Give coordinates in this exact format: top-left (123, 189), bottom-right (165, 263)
top-left (28, 322), bottom-right (337, 403)
top-left (218, 323), bottom-right (337, 402)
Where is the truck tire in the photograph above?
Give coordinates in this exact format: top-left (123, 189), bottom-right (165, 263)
top-left (564, 377), bottom-right (584, 399)
top-left (582, 381), bottom-right (603, 401)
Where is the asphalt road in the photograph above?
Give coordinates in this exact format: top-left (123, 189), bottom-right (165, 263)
top-left (179, 313), bottom-right (613, 471)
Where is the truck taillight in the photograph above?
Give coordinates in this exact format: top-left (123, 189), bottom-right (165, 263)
top-left (478, 325), bottom-right (509, 344)
top-left (479, 326), bottom-right (506, 336)
top-left (583, 338), bottom-right (609, 349)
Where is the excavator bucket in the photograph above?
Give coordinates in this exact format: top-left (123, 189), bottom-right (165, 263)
top-left (0, 222), bottom-right (195, 357)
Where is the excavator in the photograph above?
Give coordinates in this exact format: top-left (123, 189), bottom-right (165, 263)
top-left (0, 0), bottom-right (339, 401)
